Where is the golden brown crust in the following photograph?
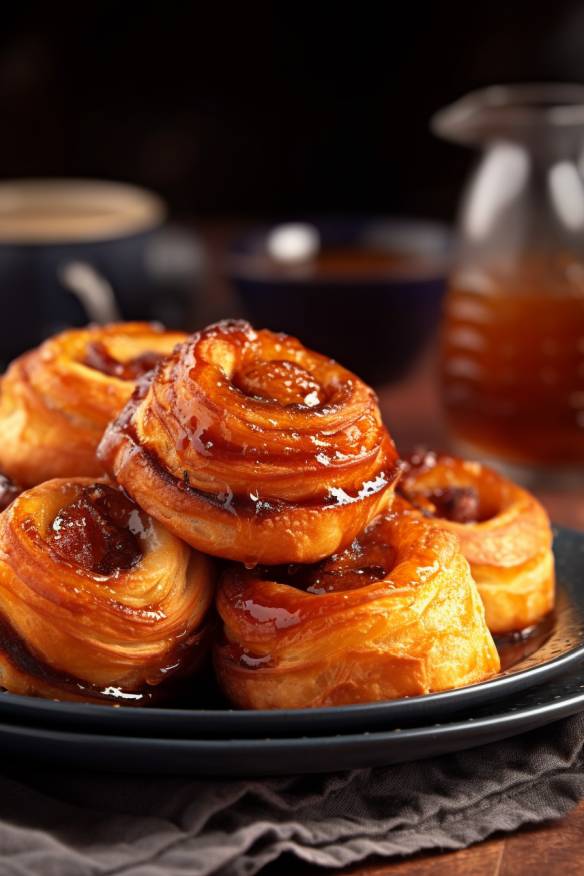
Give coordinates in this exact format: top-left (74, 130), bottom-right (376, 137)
top-left (0, 477), bottom-right (215, 703)
top-left (214, 512), bottom-right (500, 709)
top-left (398, 452), bottom-right (555, 634)
top-left (98, 320), bottom-right (401, 564)
top-left (0, 322), bottom-right (186, 486)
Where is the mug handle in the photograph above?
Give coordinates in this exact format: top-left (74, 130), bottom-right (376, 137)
top-left (59, 261), bottom-right (122, 324)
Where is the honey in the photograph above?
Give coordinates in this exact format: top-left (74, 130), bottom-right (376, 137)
top-left (441, 260), bottom-right (584, 465)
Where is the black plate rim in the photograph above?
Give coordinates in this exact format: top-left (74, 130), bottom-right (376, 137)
top-left (2, 682), bottom-right (584, 752)
top-left (3, 659), bottom-right (584, 774)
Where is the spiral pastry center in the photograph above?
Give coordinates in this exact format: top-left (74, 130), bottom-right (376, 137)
top-left (47, 484), bottom-right (143, 575)
top-left (233, 359), bottom-right (327, 407)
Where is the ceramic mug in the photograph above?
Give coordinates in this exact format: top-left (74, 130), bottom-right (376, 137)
top-left (0, 179), bottom-right (203, 367)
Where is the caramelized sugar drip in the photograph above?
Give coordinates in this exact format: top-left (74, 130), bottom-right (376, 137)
top-left (233, 359), bottom-right (327, 407)
top-left (0, 474), bottom-right (22, 511)
top-left (84, 341), bottom-right (163, 381)
top-left (495, 612), bottom-right (556, 672)
top-left (262, 533), bottom-right (392, 595)
top-left (47, 484), bottom-right (143, 574)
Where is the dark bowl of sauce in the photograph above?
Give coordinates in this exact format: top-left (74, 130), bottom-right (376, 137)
top-left (229, 218), bottom-right (452, 384)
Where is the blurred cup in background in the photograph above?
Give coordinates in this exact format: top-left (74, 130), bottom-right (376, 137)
top-left (0, 179), bottom-right (204, 367)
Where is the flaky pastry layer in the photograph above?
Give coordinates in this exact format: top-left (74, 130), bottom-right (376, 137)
top-left (0, 322), bottom-right (186, 486)
top-left (398, 453), bottom-right (555, 634)
top-left (0, 478), bottom-right (214, 703)
top-left (215, 511), bottom-right (500, 709)
top-left (99, 320), bottom-right (401, 564)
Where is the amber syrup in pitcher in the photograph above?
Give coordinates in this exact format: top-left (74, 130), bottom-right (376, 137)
top-left (441, 256), bottom-right (584, 467)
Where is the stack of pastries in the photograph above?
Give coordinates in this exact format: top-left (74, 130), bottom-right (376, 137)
top-left (0, 319), bottom-right (555, 708)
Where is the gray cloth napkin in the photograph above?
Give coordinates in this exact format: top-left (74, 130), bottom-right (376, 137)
top-left (1, 714), bottom-right (584, 876)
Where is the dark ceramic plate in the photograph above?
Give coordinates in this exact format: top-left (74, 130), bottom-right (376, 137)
top-left (2, 661), bottom-right (584, 775)
top-left (0, 526), bottom-right (583, 738)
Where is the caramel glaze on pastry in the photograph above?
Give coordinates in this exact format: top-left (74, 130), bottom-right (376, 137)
top-left (0, 322), bottom-right (186, 487)
top-left (98, 320), bottom-right (401, 565)
top-left (0, 478), bottom-right (214, 704)
top-left (214, 507), bottom-right (500, 709)
top-left (397, 451), bottom-right (555, 635)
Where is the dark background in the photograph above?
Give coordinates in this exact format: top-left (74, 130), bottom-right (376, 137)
top-left (2, 2), bottom-right (584, 223)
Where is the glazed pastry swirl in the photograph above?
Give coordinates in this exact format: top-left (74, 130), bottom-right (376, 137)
top-left (99, 320), bottom-right (400, 564)
top-left (215, 509), bottom-right (500, 709)
top-left (0, 322), bottom-right (186, 486)
top-left (0, 478), bottom-right (214, 704)
top-left (398, 452), bottom-right (555, 634)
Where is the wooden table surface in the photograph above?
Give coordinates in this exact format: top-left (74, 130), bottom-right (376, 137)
top-left (200, 222), bottom-right (584, 875)
top-left (288, 799), bottom-right (584, 875)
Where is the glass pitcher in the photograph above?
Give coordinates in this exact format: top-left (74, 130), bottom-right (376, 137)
top-left (433, 84), bottom-right (584, 481)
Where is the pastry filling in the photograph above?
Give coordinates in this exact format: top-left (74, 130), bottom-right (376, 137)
top-left (84, 341), bottom-right (163, 380)
top-left (0, 474), bottom-right (22, 511)
top-left (262, 537), bottom-right (392, 594)
top-left (47, 484), bottom-right (143, 574)
top-left (233, 359), bottom-right (327, 407)
top-left (403, 485), bottom-right (481, 524)
top-left (426, 486), bottom-right (480, 523)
